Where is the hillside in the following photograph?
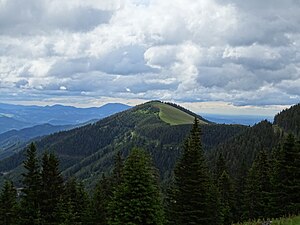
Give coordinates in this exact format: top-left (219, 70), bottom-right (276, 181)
top-left (207, 120), bottom-right (283, 176)
top-left (274, 103), bottom-right (300, 137)
top-left (0, 116), bottom-right (33, 134)
top-left (153, 102), bottom-right (210, 125)
top-left (207, 103), bottom-right (300, 176)
top-left (0, 123), bottom-right (74, 160)
top-left (0, 101), bottom-right (246, 188)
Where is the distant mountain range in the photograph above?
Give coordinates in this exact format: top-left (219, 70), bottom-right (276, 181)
top-left (0, 102), bottom-right (131, 160)
top-left (0, 102), bottom-right (131, 134)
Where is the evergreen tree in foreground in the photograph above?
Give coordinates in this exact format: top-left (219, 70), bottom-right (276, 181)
top-left (109, 148), bottom-right (164, 225)
top-left (172, 118), bottom-right (219, 225)
top-left (218, 171), bottom-right (234, 225)
top-left (244, 150), bottom-right (271, 220)
top-left (91, 174), bottom-right (111, 225)
top-left (270, 134), bottom-right (300, 217)
top-left (20, 142), bottom-right (42, 225)
top-left (40, 152), bottom-right (64, 224)
top-left (63, 177), bottom-right (91, 224)
top-left (0, 180), bottom-right (19, 225)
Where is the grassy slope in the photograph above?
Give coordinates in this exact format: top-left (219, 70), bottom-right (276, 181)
top-left (234, 216), bottom-right (300, 225)
top-left (152, 102), bottom-right (208, 125)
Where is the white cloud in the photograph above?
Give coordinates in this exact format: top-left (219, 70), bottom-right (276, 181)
top-left (0, 0), bottom-right (299, 111)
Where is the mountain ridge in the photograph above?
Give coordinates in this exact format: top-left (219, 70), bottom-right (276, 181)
top-left (0, 102), bottom-right (131, 130)
top-left (0, 101), bottom-right (246, 188)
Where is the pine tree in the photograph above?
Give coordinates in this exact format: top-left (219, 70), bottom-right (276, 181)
top-left (40, 152), bottom-right (64, 224)
top-left (109, 148), bottom-right (164, 225)
top-left (234, 160), bottom-right (248, 222)
top-left (218, 171), bottom-right (234, 225)
top-left (20, 142), bottom-right (42, 225)
top-left (244, 150), bottom-right (271, 220)
top-left (172, 118), bottom-right (217, 225)
top-left (270, 134), bottom-right (300, 217)
top-left (213, 153), bottom-right (231, 225)
top-left (214, 153), bottom-right (227, 180)
top-left (64, 177), bottom-right (91, 224)
top-left (111, 151), bottom-right (124, 188)
top-left (0, 180), bottom-right (19, 225)
top-left (91, 174), bottom-right (111, 225)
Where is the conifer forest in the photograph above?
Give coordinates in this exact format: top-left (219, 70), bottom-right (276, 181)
top-left (0, 110), bottom-right (299, 225)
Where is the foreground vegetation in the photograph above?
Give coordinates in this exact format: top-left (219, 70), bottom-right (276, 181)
top-left (234, 216), bottom-right (300, 225)
top-left (0, 114), bottom-right (299, 224)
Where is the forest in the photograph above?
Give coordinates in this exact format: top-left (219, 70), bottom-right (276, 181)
top-left (0, 116), bottom-right (299, 225)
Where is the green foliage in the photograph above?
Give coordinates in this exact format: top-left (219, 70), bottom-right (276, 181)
top-left (274, 103), bottom-right (300, 137)
top-left (244, 150), bottom-right (272, 220)
top-left (20, 142), bottom-right (42, 225)
top-left (64, 178), bottom-right (91, 224)
top-left (218, 171), bottom-right (235, 225)
top-left (234, 160), bottom-right (248, 222)
top-left (171, 118), bottom-right (219, 225)
top-left (1, 102), bottom-right (300, 225)
top-left (234, 215), bottom-right (300, 225)
top-left (209, 120), bottom-right (282, 177)
top-left (40, 152), bottom-right (64, 224)
top-left (91, 174), bottom-right (112, 225)
top-left (0, 102), bottom-right (246, 189)
top-left (0, 180), bottom-right (19, 225)
top-left (270, 134), bottom-right (300, 217)
top-left (109, 148), bottom-right (165, 225)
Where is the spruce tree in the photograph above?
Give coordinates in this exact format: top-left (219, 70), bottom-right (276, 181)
top-left (0, 180), bottom-right (19, 225)
top-left (214, 153), bottom-right (231, 225)
top-left (244, 150), bottom-right (271, 220)
top-left (214, 153), bottom-right (227, 180)
top-left (40, 152), bottom-right (64, 224)
top-left (234, 160), bottom-right (248, 222)
top-left (111, 151), bottom-right (124, 188)
top-left (218, 171), bottom-right (234, 225)
top-left (172, 118), bottom-right (217, 225)
top-left (91, 174), bottom-right (111, 225)
top-left (20, 142), bottom-right (42, 225)
top-left (270, 134), bottom-right (300, 217)
top-left (109, 148), bottom-right (164, 225)
top-left (64, 177), bottom-right (91, 224)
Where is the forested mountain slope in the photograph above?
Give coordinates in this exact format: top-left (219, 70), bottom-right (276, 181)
top-left (0, 101), bottom-right (246, 187)
top-left (274, 103), bottom-right (300, 137)
top-left (0, 124), bottom-right (74, 160)
top-left (208, 103), bottom-right (300, 177)
top-left (207, 120), bottom-right (283, 176)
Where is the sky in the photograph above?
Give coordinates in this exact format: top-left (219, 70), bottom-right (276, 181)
top-left (0, 0), bottom-right (299, 115)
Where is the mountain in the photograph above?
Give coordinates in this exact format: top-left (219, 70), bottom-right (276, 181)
top-left (207, 104), bottom-right (300, 176)
top-left (273, 103), bottom-right (300, 137)
top-left (0, 102), bottom-right (131, 133)
top-left (207, 120), bottom-right (283, 176)
top-left (202, 113), bottom-right (274, 126)
top-left (0, 116), bottom-right (33, 134)
top-left (0, 124), bottom-right (75, 160)
top-left (0, 101), bottom-right (246, 188)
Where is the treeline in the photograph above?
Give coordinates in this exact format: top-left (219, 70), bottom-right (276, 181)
top-left (274, 103), bottom-right (300, 137)
top-left (0, 119), bottom-right (299, 225)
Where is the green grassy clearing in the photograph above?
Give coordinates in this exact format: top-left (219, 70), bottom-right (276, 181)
top-left (234, 216), bottom-right (300, 225)
top-left (152, 102), bottom-right (207, 125)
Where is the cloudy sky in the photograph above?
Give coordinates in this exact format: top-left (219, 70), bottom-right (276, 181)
top-left (0, 0), bottom-right (299, 115)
